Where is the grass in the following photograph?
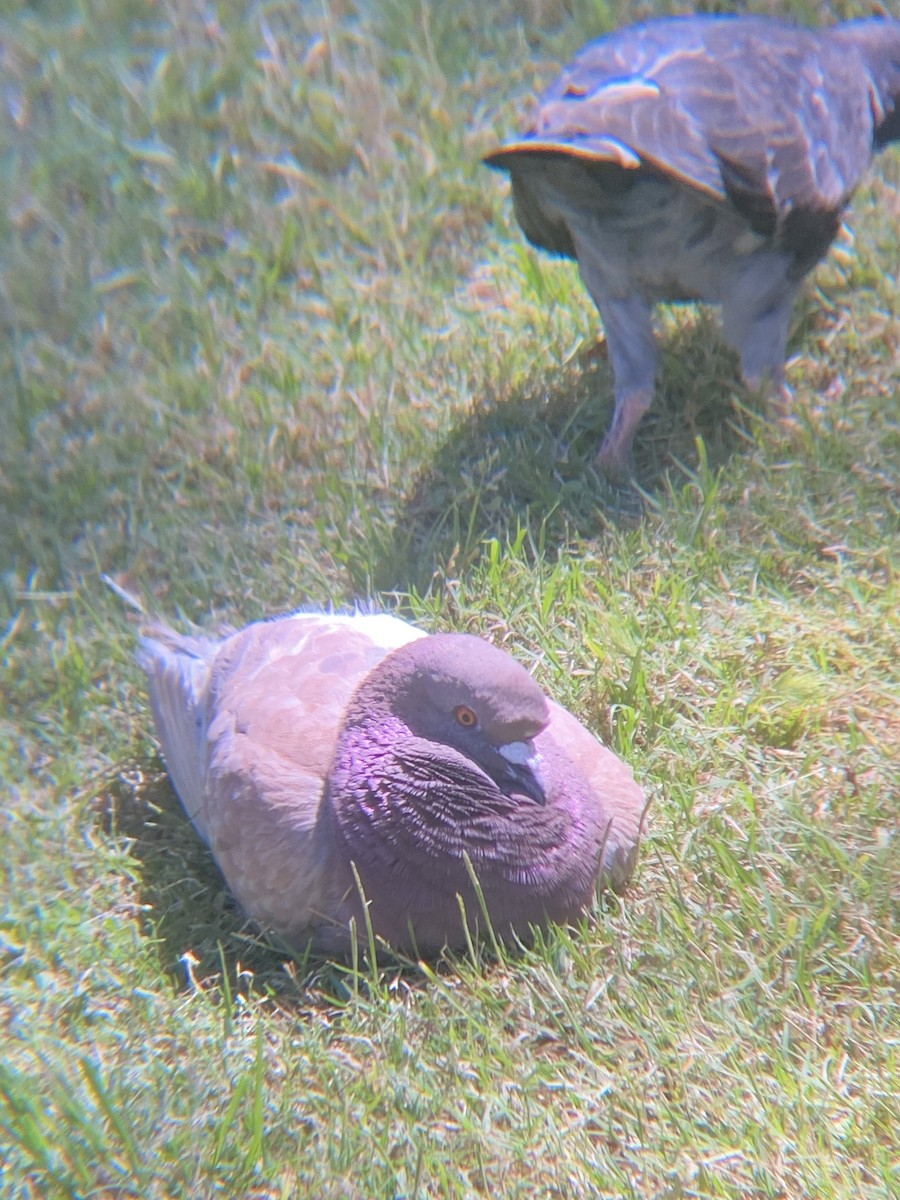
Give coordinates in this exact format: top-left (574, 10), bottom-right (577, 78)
top-left (1, 0), bottom-right (898, 1196)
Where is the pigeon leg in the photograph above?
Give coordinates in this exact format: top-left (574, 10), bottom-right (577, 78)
top-left (595, 381), bottom-right (655, 481)
top-left (721, 262), bottom-right (799, 414)
top-left (594, 296), bottom-right (657, 480)
top-left (576, 249), bottom-right (658, 479)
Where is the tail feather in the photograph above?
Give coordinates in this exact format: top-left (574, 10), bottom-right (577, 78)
top-left (137, 623), bottom-right (219, 842)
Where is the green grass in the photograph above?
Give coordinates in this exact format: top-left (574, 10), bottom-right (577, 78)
top-left (1, 0), bottom-right (898, 1196)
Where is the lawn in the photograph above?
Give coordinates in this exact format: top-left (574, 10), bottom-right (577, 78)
top-left (1, 0), bottom-right (898, 1196)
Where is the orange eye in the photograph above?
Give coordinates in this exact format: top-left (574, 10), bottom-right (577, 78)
top-left (454, 704), bottom-right (478, 728)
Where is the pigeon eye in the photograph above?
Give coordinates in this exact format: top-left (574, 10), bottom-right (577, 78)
top-left (454, 704), bottom-right (478, 728)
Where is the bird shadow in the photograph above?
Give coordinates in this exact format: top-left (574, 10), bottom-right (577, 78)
top-left (100, 754), bottom-right (636, 1007)
top-left (101, 766), bottom-right (383, 1000)
top-left (368, 321), bottom-right (755, 594)
top-left (100, 762), bottom-right (533, 1001)
top-left (100, 762), bottom-right (294, 987)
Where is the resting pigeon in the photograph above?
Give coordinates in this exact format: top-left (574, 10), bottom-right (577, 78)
top-left (485, 15), bottom-right (900, 477)
top-left (138, 611), bottom-right (645, 954)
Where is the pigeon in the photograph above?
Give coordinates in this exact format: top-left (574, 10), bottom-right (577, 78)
top-left (138, 610), bottom-right (645, 955)
top-left (485, 15), bottom-right (900, 478)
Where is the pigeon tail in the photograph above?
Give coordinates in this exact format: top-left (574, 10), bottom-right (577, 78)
top-left (138, 624), bottom-right (217, 835)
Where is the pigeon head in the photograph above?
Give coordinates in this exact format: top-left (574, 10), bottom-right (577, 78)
top-left (326, 633), bottom-right (603, 950)
top-left (362, 633), bottom-right (551, 804)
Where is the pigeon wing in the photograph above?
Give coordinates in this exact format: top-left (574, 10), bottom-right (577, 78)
top-left (488, 17), bottom-right (879, 231)
top-left (141, 612), bottom-right (424, 944)
top-left (542, 698), bottom-right (645, 892)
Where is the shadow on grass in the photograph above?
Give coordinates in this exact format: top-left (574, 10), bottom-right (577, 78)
top-left (101, 762), bottom-right (313, 993)
top-left (100, 762), bottom-right (522, 1000)
top-left (370, 323), bottom-right (754, 593)
top-left (99, 758), bottom-right (618, 1003)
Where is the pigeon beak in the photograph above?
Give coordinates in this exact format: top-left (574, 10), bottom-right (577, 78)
top-left (497, 739), bottom-right (547, 806)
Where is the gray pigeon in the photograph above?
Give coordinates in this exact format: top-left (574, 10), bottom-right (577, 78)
top-left (138, 611), bottom-right (645, 954)
top-left (485, 15), bottom-right (900, 478)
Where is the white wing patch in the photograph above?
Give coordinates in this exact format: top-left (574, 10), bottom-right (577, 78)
top-left (278, 610), bottom-right (425, 656)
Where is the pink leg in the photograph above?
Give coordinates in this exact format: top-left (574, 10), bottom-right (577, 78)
top-left (571, 239), bottom-right (659, 483)
top-left (596, 387), bottom-right (653, 481)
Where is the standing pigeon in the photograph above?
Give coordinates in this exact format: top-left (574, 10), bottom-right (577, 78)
top-left (485, 15), bottom-right (900, 478)
top-left (138, 610), bottom-right (645, 954)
